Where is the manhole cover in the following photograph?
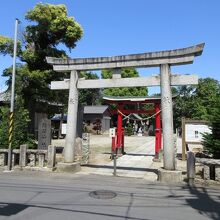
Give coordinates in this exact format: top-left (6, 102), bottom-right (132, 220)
top-left (89, 190), bottom-right (117, 199)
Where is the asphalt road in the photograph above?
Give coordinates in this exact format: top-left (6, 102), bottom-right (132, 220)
top-left (0, 171), bottom-right (219, 220)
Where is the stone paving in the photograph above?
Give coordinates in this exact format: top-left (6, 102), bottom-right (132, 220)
top-left (80, 136), bottom-right (158, 180)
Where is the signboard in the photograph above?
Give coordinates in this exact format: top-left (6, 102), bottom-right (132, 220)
top-left (61, 123), bottom-right (67, 135)
top-left (109, 128), bottom-right (116, 137)
top-left (182, 118), bottom-right (211, 160)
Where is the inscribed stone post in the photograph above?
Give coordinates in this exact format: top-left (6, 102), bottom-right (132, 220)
top-left (38, 118), bottom-right (51, 150)
top-left (82, 133), bottom-right (90, 164)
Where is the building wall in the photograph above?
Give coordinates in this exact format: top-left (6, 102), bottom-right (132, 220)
top-left (83, 114), bottom-right (111, 134)
top-left (185, 124), bottom-right (211, 142)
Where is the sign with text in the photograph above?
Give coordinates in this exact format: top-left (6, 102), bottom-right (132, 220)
top-left (109, 128), bottom-right (116, 137)
top-left (38, 118), bottom-right (51, 150)
top-left (61, 123), bottom-right (67, 135)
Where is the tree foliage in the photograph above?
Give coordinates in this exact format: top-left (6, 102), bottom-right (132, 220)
top-left (0, 36), bottom-right (21, 56)
top-left (0, 3), bottom-right (83, 134)
top-left (0, 99), bottom-right (36, 149)
top-left (23, 3), bottom-right (83, 70)
top-left (101, 68), bottom-right (148, 96)
top-left (79, 71), bottom-right (101, 105)
top-left (172, 77), bottom-right (220, 158)
top-left (202, 94), bottom-right (220, 158)
top-left (173, 78), bottom-right (220, 129)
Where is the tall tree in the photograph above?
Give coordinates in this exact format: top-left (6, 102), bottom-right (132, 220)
top-left (192, 78), bottom-right (220, 120)
top-left (0, 3), bottom-right (83, 133)
top-left (101, 68), bottom-right (148, 96)
top-left (202, 95), bottom-right (220, 158)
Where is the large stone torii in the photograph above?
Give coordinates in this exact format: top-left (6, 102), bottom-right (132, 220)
top-left (46, 43), bottom-right (204, 171)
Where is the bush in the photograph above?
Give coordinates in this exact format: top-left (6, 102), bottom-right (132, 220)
top-left (125, 123), bottom-right (133, 136)
top-left (0, 105), bottom-right (36, 149)
top-left (202, 97), bottom-right (220, 158)
top-left (202, 122), bottom-right (220, 158)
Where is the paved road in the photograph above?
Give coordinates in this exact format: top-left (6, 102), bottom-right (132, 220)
top-left (0, 171), bottom-right (219, 220)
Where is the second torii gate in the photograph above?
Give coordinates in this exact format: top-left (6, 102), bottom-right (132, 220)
top-left (103, 96), bottom-right (163, 159)
top-left (46, 43), bottom-right (204, 171)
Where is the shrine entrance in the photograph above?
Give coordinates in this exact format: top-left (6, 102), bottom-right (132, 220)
top-left (103, 96), bottom-right (162, 159)
top-left (47, 43), bottom-right (204, 171)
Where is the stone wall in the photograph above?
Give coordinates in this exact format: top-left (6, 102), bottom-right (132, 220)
top-left (0, 146), bottom-right (55, 169)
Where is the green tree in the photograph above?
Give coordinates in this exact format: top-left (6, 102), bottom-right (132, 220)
top-left (173, 78), bottom-right (220, 130)
top-left (173, 85), bottom-right (197, 129)
top-left (193, 78), bottom-right (220, 120)
top-left (0, 36), bottom-right (22, 56)
top-left (0, 3), bottom-right (83, 134)
top-left (101, 68), bottom-right (148, 97)
top-left (79, 71), bottom-right (101, 105)
top-left (202, 95), bottom-right (220, 158)
top-left (0, 98), bottom-right (36, 149)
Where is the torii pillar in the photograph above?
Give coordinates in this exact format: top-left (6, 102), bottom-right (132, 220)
top-left (65, 70), bottom-right (79, 162)
top-left (160, 64), bottom-right (175, 169)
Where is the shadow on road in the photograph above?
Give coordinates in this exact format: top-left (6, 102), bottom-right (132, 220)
top-left (185, 184), bottom-right (220, 220)
top-left (0, 202), bottom-right (150, 220)
top-left (0, 203), bottom-right (28, 216)
top-left (103, 152), bottom-right (155, 157)
top-left (81, 164), bottom-right (158, 174)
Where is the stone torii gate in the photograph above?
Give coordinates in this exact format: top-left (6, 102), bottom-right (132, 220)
top-left (46, 43), bottom-right (204, 172)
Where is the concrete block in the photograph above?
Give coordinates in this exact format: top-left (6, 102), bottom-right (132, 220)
top-left (203, 165), bottom-right (210, 180)
top-left (56, 162), bottom-right (81, 173)
top-left (47, 145), bottom-right (56, 168)
top-left (19, 144), bottom-right (27, 167)
top-left (12, 153), bottom-right (19, 166)
top-left (75, 137), bottom-right (82, 162)
top-left (158, 168), bottom-right (182, 183)
top-left (215, 165), bottom-right (220, 181)
top-left (38, 154), bottom-right (45, 167)
top-left (187, 151), bottom-right (195, 180)
top-left (0, 153), bottom-right (7, 166)
top-left (29, 154), bottom-right (36, 167)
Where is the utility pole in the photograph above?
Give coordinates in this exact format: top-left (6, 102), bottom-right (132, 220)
top-left (7, 18), bottom-right (19, 171)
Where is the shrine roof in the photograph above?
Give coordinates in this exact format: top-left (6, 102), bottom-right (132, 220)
top-left (84, 105), bottom-right (109, 114)
top-left (103, 96), bottom-right (161, 102)
top-left (103, 95), bottom-right (177, 102)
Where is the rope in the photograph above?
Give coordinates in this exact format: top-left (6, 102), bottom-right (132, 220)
top-left (118, 109), bottom-right (161, 122)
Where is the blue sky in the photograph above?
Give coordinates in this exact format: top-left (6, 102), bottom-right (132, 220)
top-left (0, 0), bottom-right (219, 94)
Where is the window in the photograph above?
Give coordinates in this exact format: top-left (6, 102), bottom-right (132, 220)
top-left (195, 130), bottom-right (199, 138)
